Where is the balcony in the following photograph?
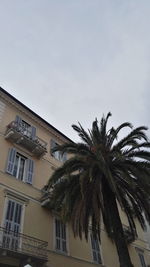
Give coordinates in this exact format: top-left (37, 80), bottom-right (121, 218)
top-left (0, 227), bottom-right (48, 264)
top-left (5, 121), bottom-right (47, 158)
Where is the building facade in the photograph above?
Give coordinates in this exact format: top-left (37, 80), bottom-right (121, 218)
top-left (0, 87), bottom-right (149, 267)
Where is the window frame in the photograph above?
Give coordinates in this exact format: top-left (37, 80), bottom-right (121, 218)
top-left (90, 232), bottom-right (102, 265)
top-left (1, 196), bottom-right (26, 250)
top-left (136, 248), bottom-right (147, 267)
top-left (21, 120), bottom-right (32, 138)
top-left (6, 148), bottom-right (34, 185)
top-left (13, 152), bottom-right (27, 181)
top-left (2, 197), bottom-right (25, 231)
top-left (54, 217), bottom-right (69, 254)
top-left (15, 115), bottom-right (36, 140)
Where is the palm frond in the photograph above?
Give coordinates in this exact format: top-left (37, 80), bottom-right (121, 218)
top-left (44, 113), bottom-right (150, 265)
top-left (72, 123), bottom-right (92, 146)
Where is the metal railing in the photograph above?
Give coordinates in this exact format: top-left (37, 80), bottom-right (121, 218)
top-left (6, 121), bottom-right (47, 149)
top-left (0, 227), bottom-right (48, 260)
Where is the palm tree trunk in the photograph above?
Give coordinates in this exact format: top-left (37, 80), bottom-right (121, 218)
top-left (108, 191), bottom-right (134, 267)
top-left (102, 178), bottom-right (134, 267)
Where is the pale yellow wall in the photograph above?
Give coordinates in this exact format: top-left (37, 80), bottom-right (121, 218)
top-left (0, 92), bottom-right (150, 267)
top-left (101, 230), bottom-right (119, 267)
top-left (47, 251), bottom-right (102, 267)
top-left (0, 96), bottom-right (65, 190)
top-left (119, 205), bottom-right (147, 242)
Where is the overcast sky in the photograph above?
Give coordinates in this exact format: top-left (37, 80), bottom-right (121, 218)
top-left (0, 0), bottom-right (150, 141)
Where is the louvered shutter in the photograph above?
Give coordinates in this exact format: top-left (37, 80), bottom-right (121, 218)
top-left (25, 159), bottom-right (34, 184)
top-left (55, 219), bottom-right (67, 252)
top-left (31, 126), bottom-right (36, 140)
top-left (4, 200), bottom-right (22, 249)
top-left (50, 139), bottom-right (56, 155)
top-left (15, 115), bottom-right (22, 127)
top-left (55, 219), bottom-right (61, 250)
top-left (61, 221), bottom-right (67, 252)
top-left (6, 148), bottom-right (16, 175)
top-left (91, 233), bottom-right (102, 264)
top-left (138, 253), bottom-right (146, 267)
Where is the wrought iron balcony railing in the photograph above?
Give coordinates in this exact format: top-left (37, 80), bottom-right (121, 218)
top-left (0, 227), bottom-right (48, 261)
top-left (5, 121), bottom-right (47, 158)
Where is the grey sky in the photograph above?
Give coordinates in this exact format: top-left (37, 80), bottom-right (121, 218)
top-left (0, 0), bottom-right (150, 141)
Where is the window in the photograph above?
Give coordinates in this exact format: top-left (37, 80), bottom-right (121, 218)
top-left (137, 250), bottom-right (146, 267)
top-left (13, 153), bottom-right (26, 181)
top-left (15, 115), bottom-right (36, 140)
top-left (21, 120), bottom-right (32, 138)
top-left (3, 199), bottom-right (23, 250)
top-left (55, 218), bottom-right (67, 253)
top-left (50, 139), bottom-right (67, 162)
top-left (91, 233), bottom-right (102, 264)
top-left (6, 148), bottom-right (34, 184)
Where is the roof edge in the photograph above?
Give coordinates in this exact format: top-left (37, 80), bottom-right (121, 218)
top-left (0, 86), bottom-right (73, 143)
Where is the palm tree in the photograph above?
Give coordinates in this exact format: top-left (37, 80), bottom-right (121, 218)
top-left (44, 113), bottom-right (150, 267)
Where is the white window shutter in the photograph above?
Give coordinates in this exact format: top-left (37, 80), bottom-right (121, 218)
top-left (91, 233), bottom-right (102, 264)
top-left (25, 159), bottom-right (34, 184)
top-left (31, 126), bottom-right (36, 140)
top-left (15, 115), bottom-right (22, 126)
top-left (6, 148), bottom-right (16, 175)
top-left (55, 218), bottom-right (67, 252)
top-left (50, 139), bottom-right (56, 155)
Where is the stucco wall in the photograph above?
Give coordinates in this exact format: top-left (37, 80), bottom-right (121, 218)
top-left (0, 92), bottom-right (150, 267)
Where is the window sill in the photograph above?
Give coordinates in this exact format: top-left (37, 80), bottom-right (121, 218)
top-left (6, 172), bottom-right (32, 186)
top-left (92, 261), bottom-right (103, 265)
top-left (55, 249), bottom-right (68, 256)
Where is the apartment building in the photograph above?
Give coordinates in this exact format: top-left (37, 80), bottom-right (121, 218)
top-left (0, 87), bottom-right (149, 267)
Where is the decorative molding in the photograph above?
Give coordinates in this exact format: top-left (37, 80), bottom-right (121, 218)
top-left (0, 180), bottom-right (41, 204)
top-left (4, 188), bottom-right (30, 205)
